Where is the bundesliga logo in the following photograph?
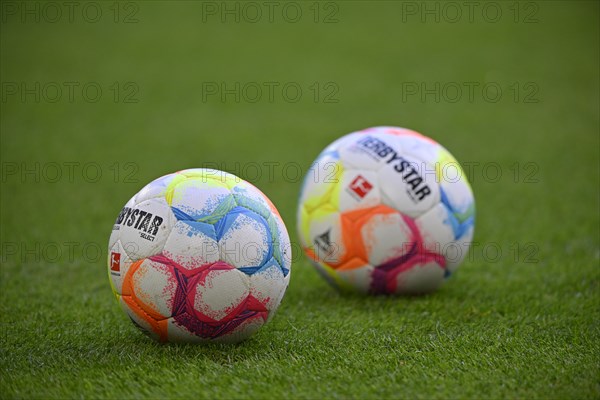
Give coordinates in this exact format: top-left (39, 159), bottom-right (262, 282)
top-left (110, 252), bottom-right (121, 274)
top-left (347, 175), bottom-right (373, 199)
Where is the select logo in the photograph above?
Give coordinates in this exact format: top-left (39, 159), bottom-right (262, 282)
top-left (313, 229), bottom-right (339, 263)
top-left (314, 229), bottom-right (333, 254)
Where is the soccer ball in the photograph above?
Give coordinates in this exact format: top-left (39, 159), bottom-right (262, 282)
top-left (297, 127), bottom-right (475, 295)
top-left (108, 169), bottom-right (291, 343)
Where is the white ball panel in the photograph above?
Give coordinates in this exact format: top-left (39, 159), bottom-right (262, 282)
top-left (218, 213), bottom-right (270, 269)
top-left (250, 262), bottom-right (287, 311)
top-left (135, 173), bottom-right (176, 203)
top-left (131, 259), bottom-right (177, 318)
top-left (415, 203), bottom-right (455, 259)
top-left (440, 177), bottom-right (475, 221)
top-left (361, 211), bottom-right (414, 267)
top-left (300, 153), bottom-right (343, 204)
top-left (266, 271), bottom-right (290, 322)
top-left (273, 215), bottom-right (292, 271)
top-left (169, 179), bottom-right (231, 220)
top-left (392, 133), bottom-right (442, 163)
top-left (108, 225), bottom-right (120, 250)
top-left (193, 268), bottom-right (250, 321)
top-left (162, 221), bottom-right (219, 270)
top-left (446, 225), bottom-right (474, 272)
top-left (337, 264), bottom-right (373, 293)
top-left (396, 261), bottom-right (445, 294)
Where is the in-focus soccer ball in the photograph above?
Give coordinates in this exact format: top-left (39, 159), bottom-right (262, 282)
top-left (297, 127), bottom-right (475, 295)
top-left (108, 169), bottom-right (291, 343)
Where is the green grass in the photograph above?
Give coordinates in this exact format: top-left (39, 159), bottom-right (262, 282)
top-left (1, 1), bottom-right (599, 399)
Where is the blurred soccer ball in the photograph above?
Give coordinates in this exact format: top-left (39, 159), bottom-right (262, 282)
top-left (108, 169), bottom-right (291, 343)
top-left (297, 127), bottom-right (475, 295)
